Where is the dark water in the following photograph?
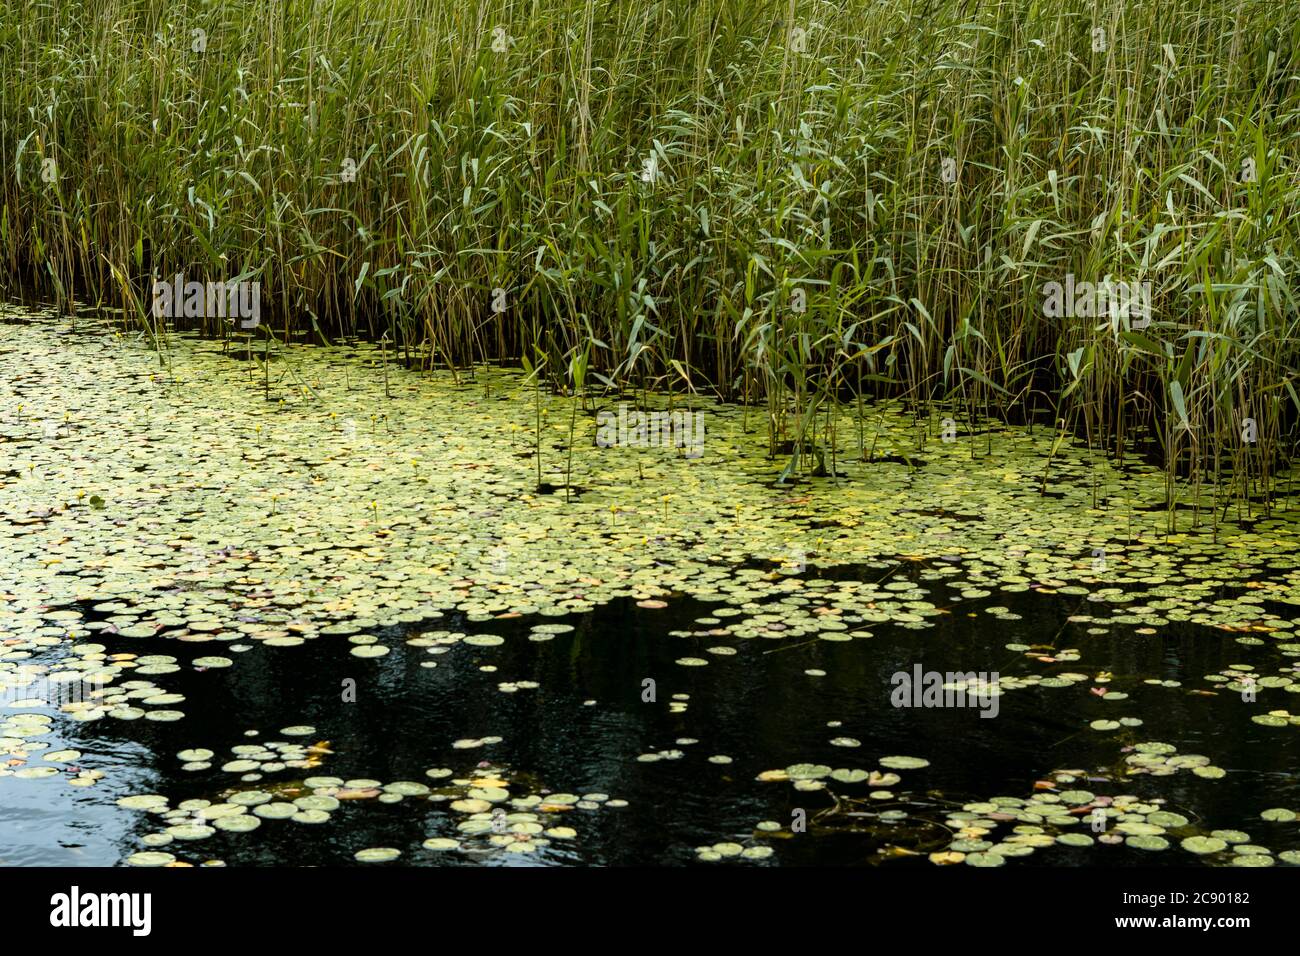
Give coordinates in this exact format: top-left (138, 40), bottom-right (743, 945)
top-left (4, 568), bottom-right (1300, 867)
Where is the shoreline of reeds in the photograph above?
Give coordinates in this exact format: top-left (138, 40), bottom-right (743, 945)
top-left (3, 0), bottom-right (1297, 506)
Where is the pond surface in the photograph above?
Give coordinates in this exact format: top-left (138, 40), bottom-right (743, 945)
top-left (3, 306), bottom-right (1300, 867)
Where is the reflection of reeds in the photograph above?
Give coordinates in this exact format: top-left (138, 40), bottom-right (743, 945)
top-left (2, 0), bottom-right (1296, 515)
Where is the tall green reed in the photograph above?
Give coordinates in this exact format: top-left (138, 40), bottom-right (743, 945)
top-left (2, 0), bottom-right (1297, 515)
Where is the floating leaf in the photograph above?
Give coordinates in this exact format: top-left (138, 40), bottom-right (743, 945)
top-left (1180, 836), bottom-right (1227, 854)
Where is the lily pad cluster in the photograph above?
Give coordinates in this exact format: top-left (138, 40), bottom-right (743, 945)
top-left (120, 748), bottom-right (629, 864)
top-left (3, 311), bottom-right (1300, 866)
top-left (1122, 742), bottom-right (1226, 779)
top-left (176, 731), bottom-right (330, 778)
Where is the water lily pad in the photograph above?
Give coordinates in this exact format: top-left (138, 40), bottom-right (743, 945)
top-left (1210, 829), bottom-right (1250, 844)
top-left (1126, 835), bottom-right (1170, 851)
top-left (1056, 833), bottom-right (1094, 847)
top-left (422, 838), bottom-right (460, 851)
top-left (226, 791), bottom-right (271, 807)
top-left (878, 756), bottom-right (929, 770)
top-left (304, 776), bottom-right (344, 788)
top-left (215, 815), bottom-right (261, 833)
top-left (193, 657), bottom-right (233, 668)
top-left (1230, 854), bottom-right (1274, 867)
top-left (1251, 714), bottom-right (1289, 727)
top-left (1181, 836), bottom-right (1227, 854)
top-left (355, 847), bottom-right (401, 863)
top-left (385, 781), bottom-right (431, 797)
top-left (117, 794), bottom-right (169, 811)
top-left (166, 824), bottom-right (215, 841)
top-left (294, 795), bottom-right (340, 812)
top-left (14, 766), bottom-right (59, 779)
top-left (829, 769), bottom-right (870, 784)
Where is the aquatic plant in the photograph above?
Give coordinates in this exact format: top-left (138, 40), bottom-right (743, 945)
top-left (2, 0), bottom-right (1297, 510)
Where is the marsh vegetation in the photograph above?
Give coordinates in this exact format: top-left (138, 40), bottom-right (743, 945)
top-left (3, 0), bottom-right (1298, 505)
top-left (1, 0), bottom-right (1299, 867)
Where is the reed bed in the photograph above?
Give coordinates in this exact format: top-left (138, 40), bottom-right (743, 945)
top-left (2, 0), bottom-right (1298, 514)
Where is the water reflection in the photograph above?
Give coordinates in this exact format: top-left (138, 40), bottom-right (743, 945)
top-left (5, 574), bottom-right (1298, 867)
